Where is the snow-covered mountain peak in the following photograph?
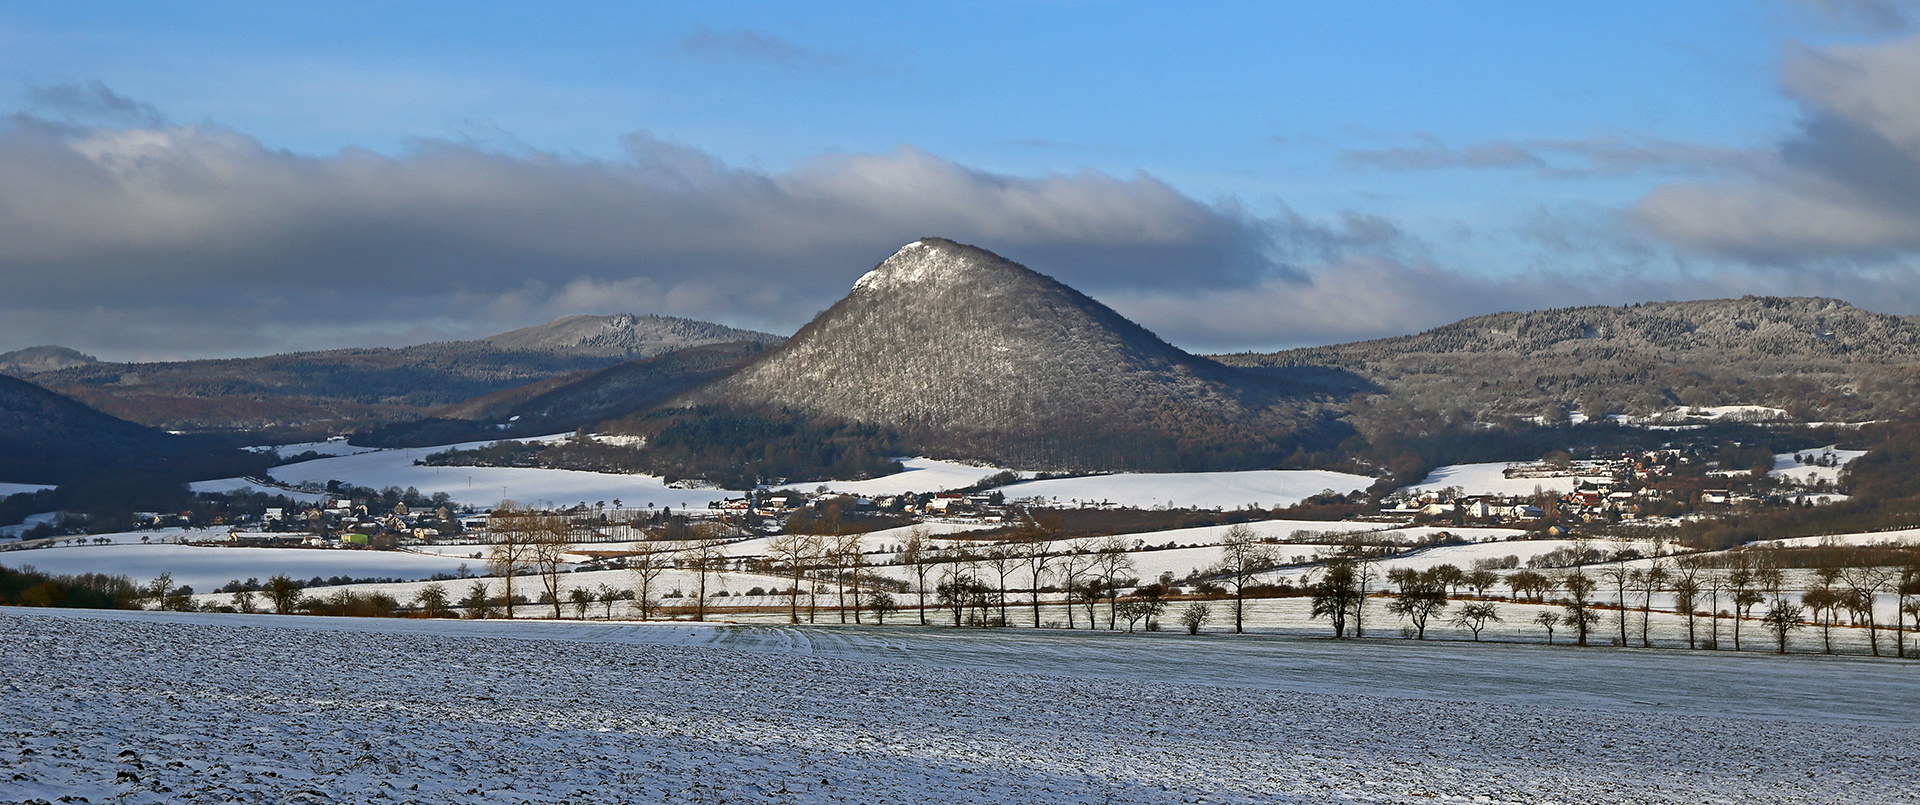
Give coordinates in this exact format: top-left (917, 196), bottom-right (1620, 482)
top-left (851, 237), bottom-right (1019, 295)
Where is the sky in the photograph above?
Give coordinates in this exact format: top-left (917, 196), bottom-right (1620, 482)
top-left (5, 1), bottom-right (1920, 360)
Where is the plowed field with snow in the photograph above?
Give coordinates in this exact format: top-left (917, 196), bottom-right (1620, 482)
top-left (4, 609), bottom-right (1914, 804)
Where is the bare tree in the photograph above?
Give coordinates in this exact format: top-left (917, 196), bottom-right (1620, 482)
top-left (264, 573), bottom-right (303, 615)
top-left (1018, 537), bottom-right (1057, 628)
top-left (1896, 554), bottom-right (1920, 658)
top-left (486, 502), bottom-right (535, 618)
top-left (1637, 559), bottom-right (1669, 648)
top-left (1450, 602), bottom-right (1501, 641)
top-left (459, 580), bottom-right (496, 619)
top-left (867, 590), bottom-right (899, 624)
top-left (679, 525), bottom-right (729, 622)
top-left (1180, 602), bottom-right (1212, 634)
top-left (1728, 561), bottom-right (1758, 652)
top-left (1763, 596), bottom-right (1805, 654)
top-left (1670, 557), bottom-right (1702, 649)
top-left (1561, 569), bottom-right (1600, 647)
top-left (1534, 610), bottom-right (1561, 645)
top-left (983, 544), bottom-right (1020, 626)
top-left (568, 587), bottom-right (593, 619)
top-left (1210, 523), bottom-right (1278, 634)
top-left (530, 512), bottom-right (576, 618)
top-left (1464, 568), bottom-right (1501, 599)
top-left (595, 583), bottom-right (626, 619)
top-left (1308, 557), bottom-right (1362, 638)
top-left (1114, 599), bottom-right (1161, 633)
top-left (766, 530), bottom-right (819, 624)
top-left (835, 531), bottom-right (867, 624)
top-left (1385, 567), bottom-right (1449, 639)
top-left (629, 543), bottom-right (671, 620)
top-left (1094, 536), bottom-right (1136, 630)
top-left (412, 583), bottom-right (449, 618)
top-left (1057, 550), bottom-right (1097, 629)
top-left (1701, 567), bottom-right (1725, 649)
top-left (898, 527), bottom-right (936, 625)
top-left (1601, 563), bottom-right (1633, 647)
top-left (1839, 564), bottom-right (1893, 656)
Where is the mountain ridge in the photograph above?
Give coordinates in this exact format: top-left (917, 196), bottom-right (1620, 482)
top-left (18, 314), bottom-right (782, 437)
top-left (1215, 295), bottom-right (1920, 426)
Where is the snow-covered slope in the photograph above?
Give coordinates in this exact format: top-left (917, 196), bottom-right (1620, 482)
top-left (989, 468), bottom-right (1373, 510)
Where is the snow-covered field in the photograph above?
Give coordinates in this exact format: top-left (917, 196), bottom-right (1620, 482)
top-left (4, 608), bottom-right (1913, 805)
top-left (1756, 528), bottom-right (1920, 548)
top-left (1769, 445), bottom-right (1867, 485)
top-left (187, 476), bottom-right (331, 503)
top-left (0, 541), bottom-right (475, 591)
top-left (1407, 462), bottom-right (1577, 496)
top-left (0, 482), bottom-right (52, 497)
top-left (265, 443), bottom-right (737, 510)
top-left (784, 457), bottom-right (1012, 496)
top-left (989, 468), bottom-right (1373, 510)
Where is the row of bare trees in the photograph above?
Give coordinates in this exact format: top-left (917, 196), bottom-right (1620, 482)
top-left (1303, 547), bottom-right (1920, 656)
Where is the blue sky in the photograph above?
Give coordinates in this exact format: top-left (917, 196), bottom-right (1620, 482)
top-left (3, 1), bottom-right (1919, 359)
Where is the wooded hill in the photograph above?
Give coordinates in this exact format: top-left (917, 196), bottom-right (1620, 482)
top-left (1216, 296), bottom-right (1920, 436)
top-left (354, 340), bottom-right (772, 447)
top-left (0, 374), bottom-right (259, 485)
top-left (694, 239), bottom-right (1355, 472)
top-left (13, 314), bottom-right (779, 439)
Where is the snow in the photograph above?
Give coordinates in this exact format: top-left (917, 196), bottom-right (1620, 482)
top-left (793, 460), bottom-right (1377, 510)
top-left (990, 469), bottom-right (1374, 510)
top-left (0, 541), bottom-right (473, 591)
top-left (1770, 444), bottom-right (1867, 485)
top-left (1755, 528), bottom-right (1920, 548)
top-left (245, 436), bottom-right (377, 457)
top-left (783, 457), bottom-right (1012, 496)
top-left (1407, 462), bottom-right (1576, 496)
top-left (0, 512), bottom-right (59, 538)
top-left (266, 441), bottom-right (737, 510)
top-left (188, 476), bottom-right (331, 503)
top-left (0, 482), bottom-right (52, 497)
top-left (3, 608), bottom-right (1913, 804)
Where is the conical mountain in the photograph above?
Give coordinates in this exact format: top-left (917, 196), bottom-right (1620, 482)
top-left (700, 239), bottom-right (1344, 470)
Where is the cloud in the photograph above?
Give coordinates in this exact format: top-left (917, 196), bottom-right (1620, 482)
top-left (1633, 33), bottom-right (1920, 263)
top-left (676, 26), bottom-right (879, 76)
top-left (25, 81), bottom-right (166, 127)
top-left (1343, 134), bottom-right (1763, 179)
top-left (1796, 0), bottom-right (1920, 32)
top-left (0, 101), bottom-right (1329, 358)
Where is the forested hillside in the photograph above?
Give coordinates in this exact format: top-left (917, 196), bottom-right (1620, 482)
top-left (1218, 296), bottom-right (1920, 429)
top-left (698, 239), bottom-right (1353, 472)
top-left (17, 314), bottom-right (780, 438)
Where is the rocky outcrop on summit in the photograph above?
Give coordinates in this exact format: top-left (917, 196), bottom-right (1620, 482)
top-left (700, 239), bottom-right (1345, 471)
top-left (478, 314), bottom-right (780, 358)
top-left (0, 346), bottom-right (97, 376)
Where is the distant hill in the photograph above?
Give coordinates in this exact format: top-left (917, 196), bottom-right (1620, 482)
top-left (353, 340), bottom-right (772, 447)
top-left (1216, 296), bottom-right (1920, 427)
top-left (0, 375), bottom-right (199, 484)
top-left (696, 238), bottom-right (1350, 471)
top-left (478, 313), bottom-right (773, 357)
top-left (0, 345), bottom-right (97, 375)
top-left (19, 315), bottom-right (782, 438)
